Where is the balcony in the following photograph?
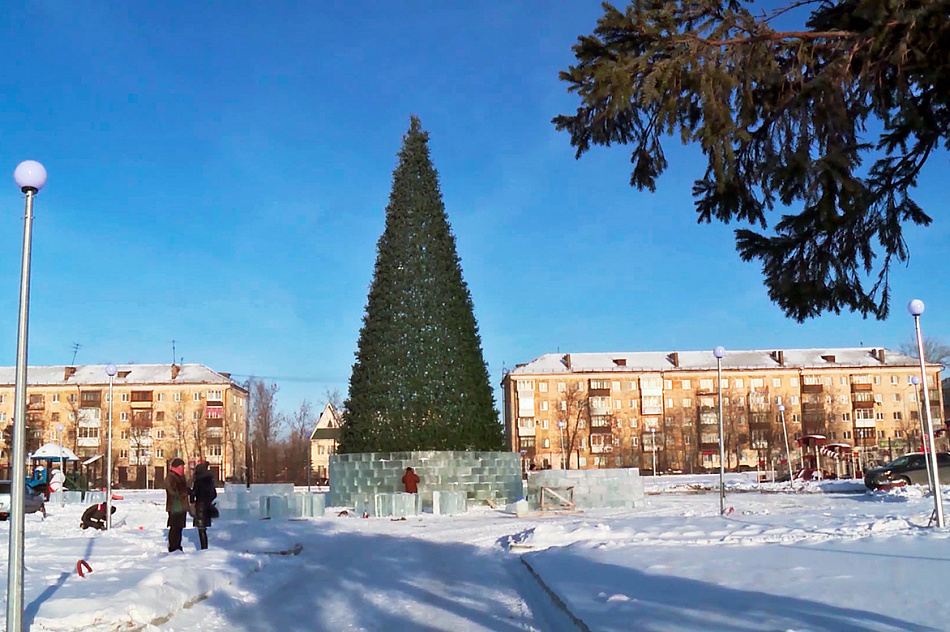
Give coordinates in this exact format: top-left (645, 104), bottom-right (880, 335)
top-left (590, 444), bottom-right (613, 454)
top-left (853, 418), bottom-right (876, 429)
top-left (588, 387), bottom-right (610, 397)
top-left (589, 425), bottom-right (612, 434)
top-left (206, 418), bottom-right (224, 428)
top-left (77, 437), bottom-right (100, 448)
top-left (851, 383), bottom-right (873, 392)
top-left (130, 400), bottom-right (153, 409)
top-left (27, 401), bottom-right (44, 411)
top-left (801, 384), bottom-right (823, 394)
top-left (517, 426), bottom-right (536, 437)
top-left (852, 400), bottom-right (874, 409)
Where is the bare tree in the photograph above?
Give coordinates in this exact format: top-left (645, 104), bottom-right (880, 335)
top-left (900, 337), bottom-right (950, 366)
top-left (554, 382), bottom-right (589, 469)
top-left (248, 379), bottom-right (283, 482)
top-left (284, 400), bottom-right (315, 484)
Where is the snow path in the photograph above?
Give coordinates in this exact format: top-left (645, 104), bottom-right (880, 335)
top-left (154, 515), bottom-right (573, 632)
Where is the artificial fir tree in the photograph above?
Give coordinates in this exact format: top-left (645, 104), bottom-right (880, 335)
top-left (339, 117), bottom-right (503, 453)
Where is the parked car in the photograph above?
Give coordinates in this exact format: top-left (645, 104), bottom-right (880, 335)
top-left (0, 480), bottom-right (47, 520)
top-left (864, 453), bottom-right (950, 489)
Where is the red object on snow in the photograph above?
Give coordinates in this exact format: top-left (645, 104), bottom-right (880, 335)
top-left (111, 494), bottom-right (123, 501)
top-left (76, 560), bottom-right (92, 578)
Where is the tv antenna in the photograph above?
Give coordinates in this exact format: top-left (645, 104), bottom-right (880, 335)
top-left (71, 343), bottom-right (81, 365)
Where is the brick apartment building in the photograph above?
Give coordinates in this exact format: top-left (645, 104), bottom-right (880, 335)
top-left (502, 348), bottom-right (944, 473)
top-left (0, 363), bottom-right (247, 487)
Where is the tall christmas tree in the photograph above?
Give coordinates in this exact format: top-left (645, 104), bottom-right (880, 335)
top-left (339, 117), bottom-right (503, 453)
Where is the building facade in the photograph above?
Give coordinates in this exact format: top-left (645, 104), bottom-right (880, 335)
top-left (309, 402), bottom-right (341, 483)
top-left (502, 348), bottom-right (944, 473)
top-left (0, 363), bottom-right (248, 487)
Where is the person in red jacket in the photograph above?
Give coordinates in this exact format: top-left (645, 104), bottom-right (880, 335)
top-left (402, 467), bottom-right (420, 493)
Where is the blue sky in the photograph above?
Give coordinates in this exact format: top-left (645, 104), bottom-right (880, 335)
top-left (1, 2), bottom-right (946, 420)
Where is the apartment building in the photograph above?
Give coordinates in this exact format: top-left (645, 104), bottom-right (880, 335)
top-left (502, 348), bottom-right (944, 473)
top-left (0, 363), bottom-right (248, 487)
top-left (309, 402), bottom-right (341, 483)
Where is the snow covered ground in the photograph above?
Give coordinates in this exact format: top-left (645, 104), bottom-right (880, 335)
top-left (2, 473), bottom-right (949, 631)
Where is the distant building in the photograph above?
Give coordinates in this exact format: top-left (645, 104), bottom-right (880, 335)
top-left (309, 402), bottom-right (341, 482)
top-left (502, 348), bottom-right (944, 473)
top-left (0, 364), bottom-right (247, 487)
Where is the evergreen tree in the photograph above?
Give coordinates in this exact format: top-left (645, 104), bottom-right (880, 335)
top-left (339, 117), bottom-right (503, 454)
top-left (554, 0), bottom-right (949, 321)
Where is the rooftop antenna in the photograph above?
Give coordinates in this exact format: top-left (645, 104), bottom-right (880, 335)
top-left (172, 339), bottom-right (176, 365)
top-left (70, 343), bottom-right (81, 365)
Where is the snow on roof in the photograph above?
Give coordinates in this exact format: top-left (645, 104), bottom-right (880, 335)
top-left (509, 347), bottom-right (931, 375)
top-left (0, 363), bottom-right (245, 389)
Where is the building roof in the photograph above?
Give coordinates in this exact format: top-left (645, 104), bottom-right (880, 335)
top-left (507, 347), bottom-right (937, 376)
top-left (0, 363), bottom-right (246, 390)
top-left (310, 403), bottom-right (342, 441)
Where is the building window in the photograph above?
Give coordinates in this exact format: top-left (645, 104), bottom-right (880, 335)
top-left (873, 376), bottom-right (881, 385)
top-left (0, 395), bottom-right (4, 403)
top-left (577, 418), bottom-right (586, 429)
top-left (157, 393), bottom-right (165, 402)
top-left (557, 382), bottom-right (566, 392)
top-left (792, 414), bottom-right (801, 423)
top-left (207, 389), bottom-right (223, 400)
top-left (120, 430), bottom-right (129, 440)
top-left (874, 393), bottom-right (883, 403)
top-left (69, 394), bottom-right (78, 403)
top-left (892, 393), bottom-right (901, 402)
top-left (156, 448), bottom-right (164, 458)
top-left (558, 401), bottom-right (567, 411)
top-left (539, 401), bottom-right (548, 412)
top-left (733, 378), bottom-right (743, 388)
top-left (539, 382), bottom-right (547, 393)
top-left (578, 457), bottom-right (587, 467)
top-left (700, 379), bottom-right (713, 390)
top-left (51, 394), bottom-right (59, 403)
top-left (119, 450), bottom-right (128, 459)
top-left (627, 381), bottom-right (637, 390)
top-left (750, 378), bottom-right (764, 388)
top-left (842, 413), bottom-right (851, 421)
top-left (682, 398), bottom-right (692, 408)
top-left (614, 400), bottom-right (622, 409)
top-left (542, 438), bottom-right (550, 448)
top-left (175, 392), bottom-right (182, 402)
top-left (208, 444), bottom-right (223, 457)
top-left (630, 436), bottom-right (640, 447)
top-left (665, 398), bottom-right (673, 408)
top-left (664, 380), bottom-right (672, 389)
top-left (894, 412), bottom-right (902, 420)
top-left (844, 431), bottom-right (851, 439)
top-left (193, 392), bottom-right (201, 401)
top-left (540, 419), bottom-right (548, 429)
top-left (156, 411), bottom-right (165, 422)
top-left (156, 429), bottom-right (165, 439)
top-left (681, 380), bottom-right (691, 389)
top-left (891, 375), bottom-right (899, 385)
top-left (875, 412), bottom-right (885, 420)
top-left (612, 381), bottom-right (621, 391)
top-left (791, 396), bottom-right (800, 405)
top-left (773, 378), bottom-right (782, 388)
top-left (176, 412), bottom-right (183, 421)
top-left (630, 418), bottom-right (638, 428)
top-left (78, 427), bottom-right (99, 439)
top-left (120, 412), bottom-right (128, 421)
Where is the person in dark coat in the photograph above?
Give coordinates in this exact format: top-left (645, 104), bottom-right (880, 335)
top-left (80, 502), bottom-right (115, 530)
top-left (190, 459), bottom-right (217, 550)
top-left (402, 467), bottom-right (420, 493)
top-left (164, 457), bottom-right (190, 552)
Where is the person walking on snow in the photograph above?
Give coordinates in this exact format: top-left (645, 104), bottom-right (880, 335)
top-left (164, 457), bottom-right (190, 552)
top-left (402, 466), bottom-right (420, 493)
top-left (190, 459), bottom-right (217, 550)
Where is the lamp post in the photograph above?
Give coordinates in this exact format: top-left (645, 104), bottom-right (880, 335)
top-left (908, 375), bottom-right (935, 492)
top-left (105, 363), bottom-right (117, 529)
top-left (778, 404), bottom-right (794, 484)
top-left (713, 346), bottom-right (726, 515)
top-left (57, 424), bottom-right (65, 507)
top-left (650, 426), bottom-right (657, 485)
top-left (557, 421), bottom-right (566, 469)
top-left (6, 159), bottom-right (47, 632)
top-left (908, 299), bottom-right (944, 528)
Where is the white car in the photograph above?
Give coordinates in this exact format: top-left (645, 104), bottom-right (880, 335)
top-left (0, 480), bottom-right (46, 520)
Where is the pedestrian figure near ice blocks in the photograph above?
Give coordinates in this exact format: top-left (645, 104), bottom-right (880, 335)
top-left (80, 503), bottom-right (115, 530)
top-left (190, 459), bottom-right (217, 550)
top-left (402, 467), bottom-right (420, 494)
top-left (165, 457), bottom-right (190, 552)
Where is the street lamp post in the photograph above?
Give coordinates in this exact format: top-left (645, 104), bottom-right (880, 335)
top-left (57, 424), bottom-right (65, 507)
top-left (908, 299), bottom-right (944, 528)
top-left (778, 404), bottom-right (794, 484)
top-left (6, 160), bottom-right (47, 632)
top-left (557, 421), bottom-right (566, 469)
top-left (105, 363), bottom-right (117, 529)
top-left (909, 375), bottom-right (935, 492)
top-left (714, 346), bottom-right (726, 515)
top-left (650, 427), bottom-right (657, 485)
